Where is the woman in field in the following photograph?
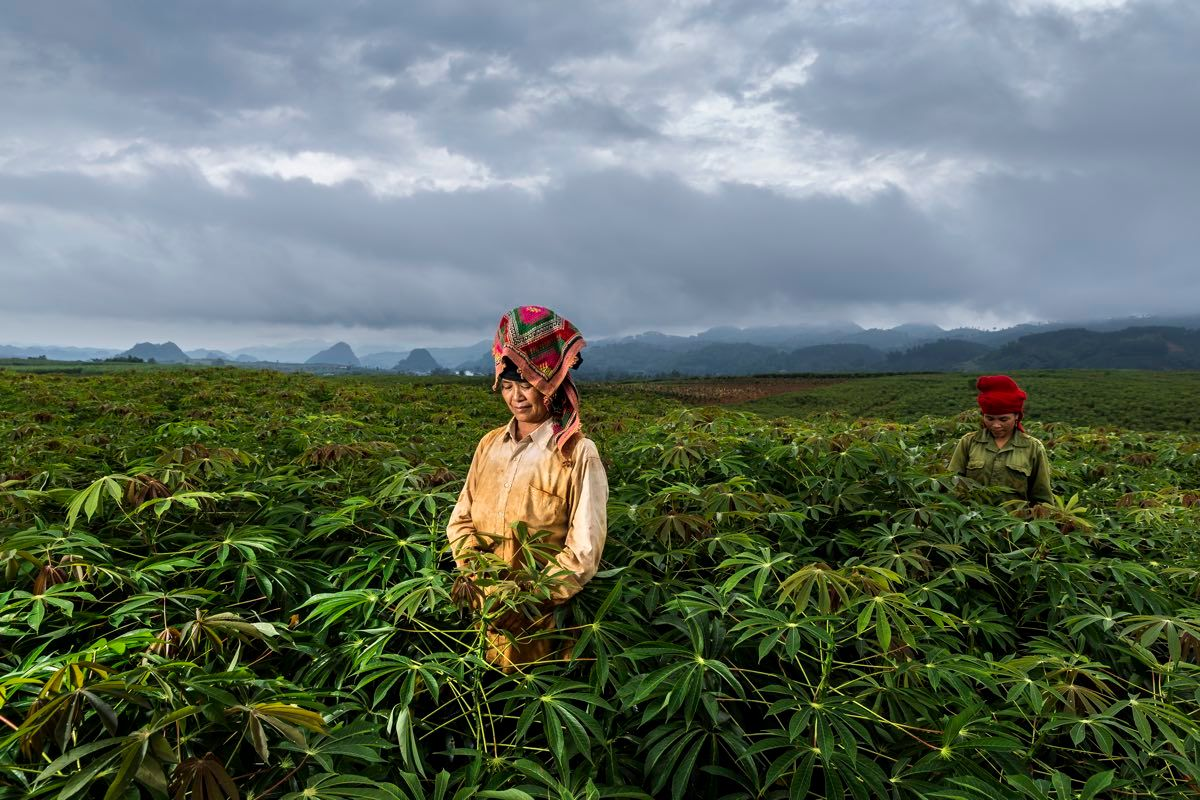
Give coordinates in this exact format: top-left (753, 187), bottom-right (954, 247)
top-left (446, 306), bottom-right (608, 671)
top-left (948, 375), bottom-right (1054, 504)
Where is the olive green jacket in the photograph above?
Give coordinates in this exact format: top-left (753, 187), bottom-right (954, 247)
top-left (948, 429), bottom-right (1054, 504)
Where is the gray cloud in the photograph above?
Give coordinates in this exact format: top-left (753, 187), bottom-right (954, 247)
top-left (0, 167), bottom-right (968, 332)
top-left (0, 0), bottom-right (1196, 348)
top-left (770, 0), bottom-right (1200, 165)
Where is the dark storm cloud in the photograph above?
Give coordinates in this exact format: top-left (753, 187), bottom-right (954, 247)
top-left (0, 167), bottom-right (966, 333)
top-left (0, 0), bottom-right (1197, 345)
top-left (963, 165), bottom-right (1200, 315)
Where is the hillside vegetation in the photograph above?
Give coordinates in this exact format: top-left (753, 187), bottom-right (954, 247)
top-left (565, 326), bottom-right (1200, 378)
top-left (740, 370), bottom-right (1200, 433)
top-left (2, 370), bottom-right (1200, 799)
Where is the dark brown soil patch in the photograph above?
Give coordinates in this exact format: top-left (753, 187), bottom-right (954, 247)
top-left (612, 376), bottom-right (848, 405)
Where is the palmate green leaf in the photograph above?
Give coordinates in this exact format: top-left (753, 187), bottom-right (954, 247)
top-left (388, 706), bottom-right (424, 776)
top-left (384, 568), bottom-right (453, 621)
top-left (228, 702), bottom-right (329, 762)
top-left (728, 606), bottom-right (832, 662)
top-left (33, 737), bottom-right (123, 790)
top-left (354, 654), bottom-right (444, 709)
top-left (777, 561), bottom-right (901, 613)
top-left (280, 774), bottom-right (407, 800)
top-left (53, 759), bottom-right (113, 800)
top-left (78, 706), bottom-right (204, 800)
top-left (1116, 614), bottom-right (1200, 663)
top-left (642, 724), bottom-right (703, 800)
top-left (64, 474), bottom-right (130, 530)
top-left (619, 641), bottom-right (744, 726)
top-left (1079, 769), bottom-right (1115, 800)
top-left (134, 490), bottom-right (263, 518)
top-left (497, 678), bottom-right (613, 770)
top-left (717, 547), bottom-right (794, 601)
top-left (277, 720), bottom-right (392, 773)
top-left (1, 582), bottom-right (96, 632)
top-left (179, 610), bottom-right (279, 656)
top-left (301, 590), bottom-right (383, 631)
top-left (9, 671), bottom-right (146, 760)
top-left (509, 757), bottom-right (645, 800)
top-left (850, 591), bottom-right (959, 654)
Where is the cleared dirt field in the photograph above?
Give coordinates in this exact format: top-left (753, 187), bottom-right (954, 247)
top-left (610, 375), bottom-right (847, 404)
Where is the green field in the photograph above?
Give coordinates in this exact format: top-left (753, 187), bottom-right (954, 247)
top-left (0, 358), bottom-right (176, 375)
top-left (2, 369), bottom-right (1200, 799)
top-left (738, 370), bottom-right (1200, 432)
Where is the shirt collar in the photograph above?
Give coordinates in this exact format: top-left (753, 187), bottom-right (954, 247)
top-left (975, 427), bottom-right (1029, 449)
top-left (504, 418), bottom-right (556, 448)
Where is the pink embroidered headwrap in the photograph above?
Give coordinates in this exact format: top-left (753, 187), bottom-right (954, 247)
top-left (492, 306), bottom-right (586, 454)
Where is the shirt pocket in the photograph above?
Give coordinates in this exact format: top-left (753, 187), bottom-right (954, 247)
top-left (520, 484), bottom-right (567, 535)
top-left (965, 457), bottom-right (987, 481)
top-left (1003, 455), bottom-right (1032, 493)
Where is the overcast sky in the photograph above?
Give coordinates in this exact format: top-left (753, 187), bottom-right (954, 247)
top-left (1, 0), bottom-right (1196, 351)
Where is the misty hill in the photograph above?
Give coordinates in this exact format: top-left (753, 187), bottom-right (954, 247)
top-left (606, 331), bottom-right (706, 352)
top-left (11, 312), bottom-right (1198, 374)
top-left (186, 349), bottom-right (234, 361)
top-left (697, 322), bottom-right (865, 348)
top-left (362, 351), bottom-right (408, 370)
top-left (885, 339), bottom-right (994, 371)
top-left (0, 344), bottom-right (120, 361)
top-left (122, 342), bottom-right (190, 363)
top-left (1073, 313), bottom-right (1200, 333)
top-left (981, 326), bottom-right (1200, 370)
top-left (571, 324), bottom-right (1200, 378)
top-left (669, 343), bottom-right (786, 375)
top-left (305, 342), bottom-right (360, 367)
top-left (783, 344), bottom-right (886, 372)
top-left (425, 340), bottom-right (491, 369)
top-left (233, 341), bottom-right (334, 364)
top-left (840, 325), bottom-right (955, 352)
top-left (395, 348), bottom-right (440, 375)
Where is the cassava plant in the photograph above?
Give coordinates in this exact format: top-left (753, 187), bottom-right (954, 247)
top-left (0, 368), bottom-right (1198, 798)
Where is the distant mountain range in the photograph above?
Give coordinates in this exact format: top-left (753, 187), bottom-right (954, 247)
top-left (3, 313), bottom-right (1199, 375)
top-left (560, 325), bottom-right (1200, 377)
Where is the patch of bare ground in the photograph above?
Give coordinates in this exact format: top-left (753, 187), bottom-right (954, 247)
top-left (613, 376), bottom-right (848, 405)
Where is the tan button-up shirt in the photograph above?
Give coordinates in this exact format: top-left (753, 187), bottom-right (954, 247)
top-left (447, 419), bottom-right (608, 603)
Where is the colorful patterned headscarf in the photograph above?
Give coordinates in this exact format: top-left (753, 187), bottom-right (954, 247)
top-left (492, 306), bottom-right (586, 454)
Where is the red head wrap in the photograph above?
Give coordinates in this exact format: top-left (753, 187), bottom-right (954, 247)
top-left (976, 375), bottom-right (1027, 429)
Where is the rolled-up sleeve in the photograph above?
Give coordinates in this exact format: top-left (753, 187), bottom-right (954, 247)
top-left (549, 446), bottom-right (608, 603)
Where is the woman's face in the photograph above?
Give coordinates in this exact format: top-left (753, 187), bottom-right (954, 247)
top-left (983, 413), bottom-right (1018, 440)
top-left (501, 378), bottom-right (551, 426)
